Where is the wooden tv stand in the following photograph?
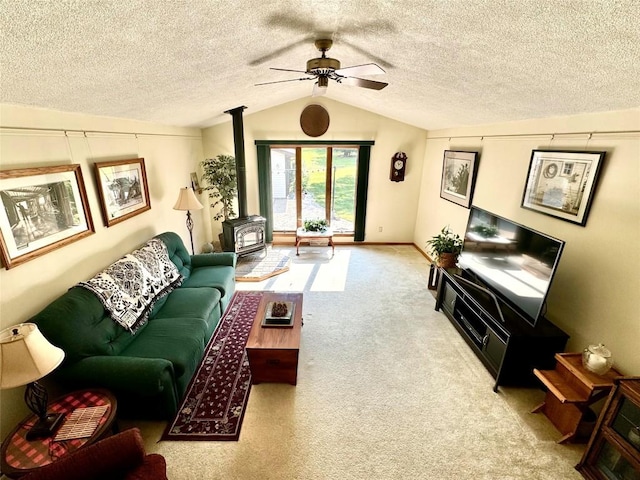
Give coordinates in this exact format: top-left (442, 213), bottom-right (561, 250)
top-left (435, 268), bottom-right (568, 392)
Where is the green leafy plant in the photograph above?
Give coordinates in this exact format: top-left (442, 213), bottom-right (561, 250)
top-left (426, 226), bottom-right (463, 259)
top-left (303, 218), bottom-right (328, 232)
top-left (201, 154), bottom-right (237, 221)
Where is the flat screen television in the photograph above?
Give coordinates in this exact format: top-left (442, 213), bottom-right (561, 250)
top-left (458, 207), bottom-right (565, 328)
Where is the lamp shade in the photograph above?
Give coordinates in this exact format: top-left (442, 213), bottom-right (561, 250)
top-left (0, 323), bottom-right (65, 389)
top-left (173, 187), bottom-right (203, 211)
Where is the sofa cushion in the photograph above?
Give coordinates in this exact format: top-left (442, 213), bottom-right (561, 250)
top-left (122, 287), bottom-right (222, 381)
top-left (153, 287), bottom-right (221, 337)
top-left (120, 318), bottom-right (205, 381)
top-left (181, 266), bottom-right (235, 298)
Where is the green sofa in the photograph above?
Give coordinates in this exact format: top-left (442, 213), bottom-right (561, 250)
top-left (30, 232), bottom-right (236, 419)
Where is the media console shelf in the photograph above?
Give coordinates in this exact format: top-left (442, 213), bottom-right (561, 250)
top-left (435, 268), bottom-right (569, 392)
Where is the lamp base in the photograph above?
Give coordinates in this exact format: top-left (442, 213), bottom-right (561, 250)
top-left (26, 412), bottom-right (65, 441)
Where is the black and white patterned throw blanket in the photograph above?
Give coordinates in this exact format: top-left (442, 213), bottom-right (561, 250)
top-left (78, 239), bottom-right (183, 333)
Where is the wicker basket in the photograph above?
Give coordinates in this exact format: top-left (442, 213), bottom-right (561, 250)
top-left (437, 253), bottom-right (458, 269)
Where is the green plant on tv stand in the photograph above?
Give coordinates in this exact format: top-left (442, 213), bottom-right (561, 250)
top-left (426, 226), bottom-right (463, 258)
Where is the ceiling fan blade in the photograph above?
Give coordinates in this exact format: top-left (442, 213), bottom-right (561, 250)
top-left (255, 77), bottom-right (314, 86)
top-left (270, 67), bottom-right (309, 74)
top-left (338, 39), bottom-right (395, 69)
top-left (249, 36), bottom-right (315, 66)
top-left (312, 82), bottom-right (327, 97)
top-left (338, 76), bottom-right (388, 90)
top-left (335, 63), bottom-right (385, 76)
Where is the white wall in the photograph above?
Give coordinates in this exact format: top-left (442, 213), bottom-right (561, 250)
top-left (201, 98), bottom-right (428, 243)
top-left (415, 108), bottom-right (640, 375)
top-left (0, 104), bottom-right (203, 436)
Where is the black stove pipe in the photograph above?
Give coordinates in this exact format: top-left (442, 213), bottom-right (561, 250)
top-left (224, 105), bottom-right (248, 219)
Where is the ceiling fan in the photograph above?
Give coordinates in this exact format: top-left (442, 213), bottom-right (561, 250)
top-left (255, 39), bottom-right (388, 97)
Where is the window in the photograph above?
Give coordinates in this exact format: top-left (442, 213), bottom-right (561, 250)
top-left (256, 140), bottom-right (373, 242)
top-left (270, 146), bottom-right (358, 233)
top-left (562, 162), bottom-right (574, 176)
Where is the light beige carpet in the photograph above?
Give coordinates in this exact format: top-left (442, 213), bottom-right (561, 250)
top-left (124, 245), bottom-right (585, 480)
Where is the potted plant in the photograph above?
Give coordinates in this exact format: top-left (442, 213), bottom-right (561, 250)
top-left (303, 218), bottom-right (328, 232)
top-left (201, 154), bottom-right (237, 222)
top-left (426, 226), bottom-right (463, 268)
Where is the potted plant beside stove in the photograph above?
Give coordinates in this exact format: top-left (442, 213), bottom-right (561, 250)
top-left (201, 154), bottom-right (237, 222)
top-left (201, 154), bottom-right (237, 249)
top-left (426, 226), bottom-right (463, 269)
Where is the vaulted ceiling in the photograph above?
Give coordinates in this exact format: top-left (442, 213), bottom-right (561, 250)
top-left (1, 1), bottom-right (639, 131)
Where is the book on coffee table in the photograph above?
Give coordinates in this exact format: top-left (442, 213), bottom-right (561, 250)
top-left (53, 405), bottom-right (109, 441)
top-left (261, 301), bottom-right (295, 327)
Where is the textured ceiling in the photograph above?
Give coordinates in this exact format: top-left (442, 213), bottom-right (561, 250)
top-left (1, 0), bottom-right (639, 130)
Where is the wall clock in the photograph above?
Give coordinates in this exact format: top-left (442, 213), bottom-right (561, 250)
top-left (390, 152), bottom-right (407, 182)
top-left (300, 104), bottom-right (329, 137)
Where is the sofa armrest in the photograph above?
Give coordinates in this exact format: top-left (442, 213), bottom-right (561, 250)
top-left (128, 454), bottom-right (167, 480)
top-left (21, 428), bottom-right (167, 480)
top-left (57, 356), bottom-right (177, 398)
top-left (191, 252), bottom-right (237, 268)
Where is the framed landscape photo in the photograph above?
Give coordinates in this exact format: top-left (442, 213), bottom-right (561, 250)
top-left (94, 158), bottom-right (150, 227)
top-left (0, 164), bottom-right (94, 269)
top-left (521, 150), bottom-right (605, 226)
top-left (440, 150), bottom-right (479, 208)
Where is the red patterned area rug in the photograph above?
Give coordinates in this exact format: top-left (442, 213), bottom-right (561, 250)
top-left (161, 291), bottom-right (263, 441)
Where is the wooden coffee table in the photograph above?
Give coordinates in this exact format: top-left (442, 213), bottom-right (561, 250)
top-left (245, 292), bottom-right (303, 385)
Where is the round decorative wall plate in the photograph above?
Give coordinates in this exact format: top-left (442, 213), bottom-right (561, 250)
top-left (300, 104), bottom-right (329, 137)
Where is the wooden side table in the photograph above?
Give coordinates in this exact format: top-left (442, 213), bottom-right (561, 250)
top-left (532, 353), bottom-right (621, 444)
top-left (1, 388), bottom-right (117, 478)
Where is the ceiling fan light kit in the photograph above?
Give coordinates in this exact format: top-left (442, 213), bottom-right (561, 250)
top-left (256, 39), bottom-right (388, 96)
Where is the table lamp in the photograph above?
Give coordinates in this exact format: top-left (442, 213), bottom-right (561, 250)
top-left (0, 323), bottom-right (65, 440)
top-left (173, 187), bottom-right (204, 255)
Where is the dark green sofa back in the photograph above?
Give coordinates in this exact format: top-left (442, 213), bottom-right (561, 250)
top-left (30, 286), bottom-right (138, 362)
top-left (154, 232), bottom-right (192, 279)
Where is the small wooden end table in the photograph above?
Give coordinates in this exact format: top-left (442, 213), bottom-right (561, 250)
top-left (532, 352), bottom-right (621, 444)
top-left (245, 292), bottom-right (303, 385)
top-left (1, 388), bottom-right (117, 478)
top-left (295, 227), bottom-right (335, 256)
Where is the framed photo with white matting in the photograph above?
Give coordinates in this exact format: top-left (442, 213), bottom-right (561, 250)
top-left (0, 164), bottom-right (94, 269)
top-left (94, 158), bottom-right (150, 227)
top-left (521, 150), bottom-right (605, 226)
top-left (440, 150), bottom-right (479, 208)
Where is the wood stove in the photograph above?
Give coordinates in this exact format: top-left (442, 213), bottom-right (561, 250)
top-left (222, 106), bottom-right (267, 256)
top-left (222, 215), bottom-right (266, 256)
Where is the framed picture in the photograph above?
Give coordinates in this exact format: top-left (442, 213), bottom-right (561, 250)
top-left (521, 150), bottom-right (605, 226)
top-left (0, 164), bottom-right (94, 269)
top-left (94, 158), bottom-right (151, 227)
top-left (190, 172), bottom-right (202, 194)
top-left (440, 150), bottom-right (479, 208)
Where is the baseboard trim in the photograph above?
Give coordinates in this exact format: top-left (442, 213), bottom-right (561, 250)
top-left (271, 238), bottom-right (434, 262)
